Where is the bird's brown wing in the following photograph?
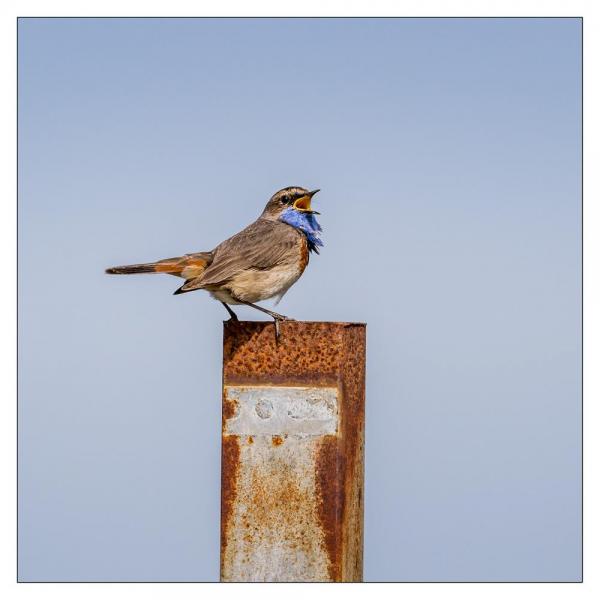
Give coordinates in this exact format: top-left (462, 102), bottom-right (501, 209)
top-left (177, 219), bottom-right (300, 293)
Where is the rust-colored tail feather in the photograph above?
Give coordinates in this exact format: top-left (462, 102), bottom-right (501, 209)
top-left (106, 252), bottom-right (212, 280)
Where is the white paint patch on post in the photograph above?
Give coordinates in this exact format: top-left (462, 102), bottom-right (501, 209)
top-left (224, 386), bottom-right (338, 437)
top-left (221, 385), bottom-right (340, 582)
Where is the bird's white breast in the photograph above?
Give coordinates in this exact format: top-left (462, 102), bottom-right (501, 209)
top-left (211, 261), bottom-right (305, 305)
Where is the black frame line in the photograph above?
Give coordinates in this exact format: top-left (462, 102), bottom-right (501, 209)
top-left (15, 15), bottom-right (584, 584)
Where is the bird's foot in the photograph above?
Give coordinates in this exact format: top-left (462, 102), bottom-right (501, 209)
top-left (270, 311), bottom-right (294, 321)
top-left (273, 315), bottom-right (294, 342)
top-left (235, 300), bottom-right (294, 340)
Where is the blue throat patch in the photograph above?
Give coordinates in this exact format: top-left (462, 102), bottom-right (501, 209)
top-left (279, 207), bottom-right (324, 254)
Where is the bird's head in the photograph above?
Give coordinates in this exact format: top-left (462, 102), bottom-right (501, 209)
top-left (261, 186), bottom-right (320, 219)
top-left (261, 186), bottom-right (323, 253)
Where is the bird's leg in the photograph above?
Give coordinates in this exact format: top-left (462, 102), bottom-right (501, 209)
top-left (238, 301), bottom-right (295, 341)
top-left (239, 301), bottom-right (294, 321)
top-left (221, 302), bottom-right (239, 321)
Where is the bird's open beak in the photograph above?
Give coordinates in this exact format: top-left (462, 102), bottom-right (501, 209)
top-left (293, 189), bottom-right (320, 214)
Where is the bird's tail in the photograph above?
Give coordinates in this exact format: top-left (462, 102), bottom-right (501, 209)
top-left (105, 262), bottom-right (162, 274)
top-left (105, 252), bottom-right (212, 277)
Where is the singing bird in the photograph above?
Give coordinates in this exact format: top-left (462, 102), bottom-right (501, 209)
top-left (106, 187), bottom-right (322, 336)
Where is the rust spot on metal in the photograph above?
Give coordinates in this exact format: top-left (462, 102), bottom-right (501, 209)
top-left (271, 435), bottom-right (284, 446)
top-left (223, 321), bottom-right (351, 384)
top-left (220, 435), bottom-right (240, 577)
top-left (223, 395), bottom-right (239, 422)
top-left (338, 324), bottom-right (366, 581)
top-left (247, 435), bottom-right (254, 444)
top-left (315, 435), bottom-right (344, 581)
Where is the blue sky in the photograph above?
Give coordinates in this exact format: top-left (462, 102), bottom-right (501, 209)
top-left (18, 18), bottom-right (581, 581)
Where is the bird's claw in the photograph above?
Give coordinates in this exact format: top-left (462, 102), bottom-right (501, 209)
top-left (273, 316), bottom-right (294, 342)
top-left (269, 310), bottom-right (293, 321)
top-left (274, 318), bottom-right (281, 342)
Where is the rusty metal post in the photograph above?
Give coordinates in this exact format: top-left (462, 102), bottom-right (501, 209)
top-left (220, 321), bottom-right (366, 582)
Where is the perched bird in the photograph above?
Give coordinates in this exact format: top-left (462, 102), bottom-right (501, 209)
top-left (106, 186), bottom-right (322, 337)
